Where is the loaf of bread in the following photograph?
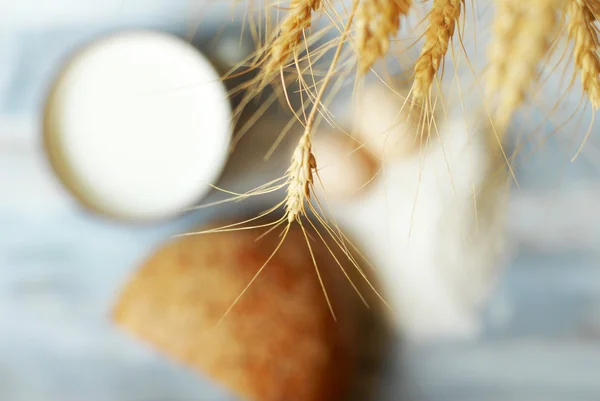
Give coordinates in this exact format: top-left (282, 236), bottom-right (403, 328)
top-left (113, 219), bottom-right (384, 401)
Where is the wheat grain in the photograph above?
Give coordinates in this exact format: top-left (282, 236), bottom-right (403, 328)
top-left (265, 0), bottom-right (321, 76)
top-left (356, 0), bottom-right (412, 73)
top-left (412, 0), bottom-right (463, 99)
top-left (568, 0), bottom-right (600, 109)
top-left (486, 0), bottom-right (522, 97)
top-left (493, 0), bottom-right (565, 131)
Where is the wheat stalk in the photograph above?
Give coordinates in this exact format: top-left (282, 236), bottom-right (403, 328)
top-left (284, 1), bottom-right (357, 224)
top-left (356, 0), bottom-right (412, 73)
top-left (568, 0), bottom-right (600, 109)
top-left (412, 0), bottom-right (463, 100)
top-left (493, 0), bottom-right (565, 132)
top-left (265, 0), bottom-right (321, 76)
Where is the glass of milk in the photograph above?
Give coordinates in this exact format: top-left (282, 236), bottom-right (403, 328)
top-left (43, 30), bottom-right (232, 223)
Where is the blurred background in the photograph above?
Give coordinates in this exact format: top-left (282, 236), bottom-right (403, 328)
top-left (2, 1), bottom-right (600, 400)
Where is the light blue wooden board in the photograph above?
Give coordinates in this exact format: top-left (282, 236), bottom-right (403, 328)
top-left (2, 2), bottom-right (600, 400)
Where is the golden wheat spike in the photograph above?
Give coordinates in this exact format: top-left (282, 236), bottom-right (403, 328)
top-left (265, 0), bottom-right (322, 76)
top-left (356, 0), bottom-right (412, 74)
top-left (285, 132), bottom-right (316, 223)
top-left (492, 0), bottom-right (565, 132)
top-left (568, 0), bottom-right (600, 109)
top-left (486, 0), bottom-right (522, 97)
top-left (412, 0), bottom-right (463, 100)
top-left (284, 0), bottom-right (358, 224)
top-left (584, 0), bottom-right (600, 18)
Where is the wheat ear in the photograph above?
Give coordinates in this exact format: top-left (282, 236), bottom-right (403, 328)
top-left (493, 0), bottom-right (564, 132)
top-left (356, 0), bottom-right (412, 73)
top-left (285, 1), bottom-right (357, 224)
top-left (412, 0), bottom-right (463, 100)
top-left (567, 0), bottom-right (600, 109)
top-left (265, 0), bottom-right (321, 76)
top-left (584, 0), bottom-right (600, 19)
top-left (486, 0), bottom-right (522, 97)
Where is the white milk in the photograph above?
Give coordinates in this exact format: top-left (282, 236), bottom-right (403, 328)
top-left (44, 31), bottom-right (232, 222)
